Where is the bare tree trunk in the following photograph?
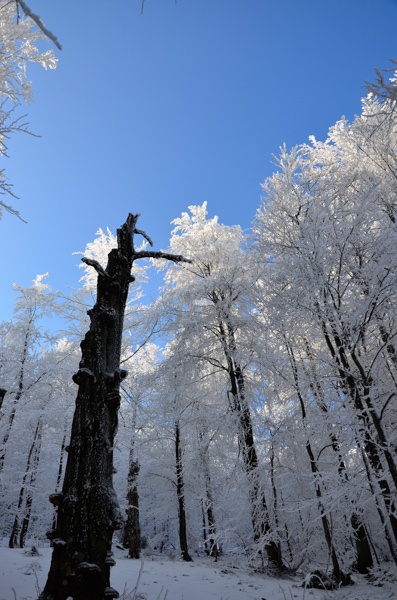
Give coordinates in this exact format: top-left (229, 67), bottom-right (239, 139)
top-left (9, 418), bottom-right (42, 548)
top-left (52, 431), bottom-right (67, 530)
top-left (175, 419), bottom-right (193, 562)
top-left (361, 446), bottom-right (397, 563)
top-left (204, 488), bottom-right (217, 558)
top-left (40, 214), bottom-right (189, 600)
top-left (123, 454), bottom-right (141, 559)
top-left (197, 428), bottom-right (217, 558)
top-left (227, 355), bottom-right (282, 568)
top-left (0, 388), bottom-right (6, 410)
top-left (300, 338), bottom-right (373, 574)
top-left (319, 321), bottom-right (397, 549)
top-left (269, 445), bottom-right (282, 566)
top-left (209, 311), bottom-right (282, 567)
top-left (122, 401), bottom-right (141, 559)
top-left (350, 514), bottom-right (373, 574)
top-left (0, 319), bottom-right (33, 474)
top-left (286, 343), bottom-right (345, 582)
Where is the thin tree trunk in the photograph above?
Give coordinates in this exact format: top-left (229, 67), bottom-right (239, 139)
top-left (0, 388), bottom-right (6, 411)
top-left (52, 431), bottom-right (67, 530)
top-left (286, 343), bottom-right (345, 581)
top-left (122, 401), bottom-right (141, 559)
top-left (361, 446), bottom-right (397, 563)
top-left (175, 420), bottom-right (193, 562)
top-left (350, 514), bottom-right (373, 574)
top-left (198, 428), bottom-right (217, 558)
top-left (9, 419), bottom-right (42, 548)
top-left (201, 499), bottom-right (208, 550)
top-left (0, 321), bottom-right (32, 474)
top-left (300, 338), bottom-right (373, 573)
top-left (123, 453), bottom-right (141, 559)
top-left (205, 277), bottom-right (282, 567)
top-left (318, 318), bottom-right (397, 548)
top-left (228, 356), bottom-right (282, 568)
top-left (269, 445), bottom-right (282, 565)
top-left (40, 214), bottom-right (189, 600)
top-left (206, 493), bottom-right (217, 558)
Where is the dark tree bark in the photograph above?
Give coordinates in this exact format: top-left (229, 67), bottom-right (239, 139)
top-left (351, 514), bottom-right (373, 574)
top-left (299, 339), bottom-right (373, 574)
top-left (319, 317), bottom-right (397, 554)
top-left (123, 453), bottom-right (141, 559)
top-left (227, 350), bottom-right (282, 568)
top-left (122, 400), bottom-right (141, 558)
top-left (52, 431), bottom-right (67, 530)
top-left (210, 306), bottom-right (282, 568)
top-left (9, 418), bottom-right (42, 548)
top-left (175, 419), bottom-right (193, 562)
top-left (0, 388), bottom-right (6, 411)
top-left (40, 214), bottom-right (189, 600)
top-left (0, 318), bottom-right (33, 474)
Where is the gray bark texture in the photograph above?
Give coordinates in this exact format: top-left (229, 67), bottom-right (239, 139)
top-left (39, 214), bottom-right (189, 600)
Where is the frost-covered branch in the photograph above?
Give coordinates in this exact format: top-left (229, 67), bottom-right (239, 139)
top-left (134, 249), bottom-right (192, 264)
top-left (120, 324), bottom-right (159, 365)
top-left (0, 2), bottom-right (57, 220)
top-left (81, 257), bottom-right (109, 279)
top-left (135, 228), bottom-right (154, 246)
top-left (365, 59), bottom-right (397, 105)
top-left (16, 0), bottom-right (62, 50)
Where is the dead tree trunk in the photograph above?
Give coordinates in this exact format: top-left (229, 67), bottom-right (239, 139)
top-left (40, 214), bottom-right (190, 600)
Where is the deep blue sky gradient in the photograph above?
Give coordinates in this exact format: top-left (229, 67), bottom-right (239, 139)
top-left (1, 0), bottom-right (397, 321)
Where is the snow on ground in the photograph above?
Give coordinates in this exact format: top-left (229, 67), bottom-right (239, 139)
top-left (0, 543), bottom-right (396, 600)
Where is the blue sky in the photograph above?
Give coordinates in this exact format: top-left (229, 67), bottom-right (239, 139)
top-left (1, 0), bottom-right (397, 322)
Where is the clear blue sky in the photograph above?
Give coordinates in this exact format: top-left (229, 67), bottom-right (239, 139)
top-left (1, 0), bottom-right (397, 322)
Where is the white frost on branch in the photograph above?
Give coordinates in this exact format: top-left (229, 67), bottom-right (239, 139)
top-left (16, 0), bottom-right (62, 50)
top-left (0, 0), bottom-right (58, 220)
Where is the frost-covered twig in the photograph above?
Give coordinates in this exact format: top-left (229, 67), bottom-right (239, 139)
top-left (365, 59), bottom-right (397, 105)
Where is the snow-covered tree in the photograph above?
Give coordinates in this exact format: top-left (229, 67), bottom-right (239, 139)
top-left (0, 0), bottom-right (58, 220)
top-left (151, 203), bottom-right (284, 567)
top-left (252, 62), bottom-right (397, 571)
top-left (0, 275), bottom-right (76, 546)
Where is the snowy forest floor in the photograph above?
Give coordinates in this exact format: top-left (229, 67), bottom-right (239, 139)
top-left (0, 543), bottom-right (396, 600)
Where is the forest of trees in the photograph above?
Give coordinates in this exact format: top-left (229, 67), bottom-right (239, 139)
top-left (1, 59), bottom-right (397, 593)
top-left (1, 2), bottom-right (397, 599)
